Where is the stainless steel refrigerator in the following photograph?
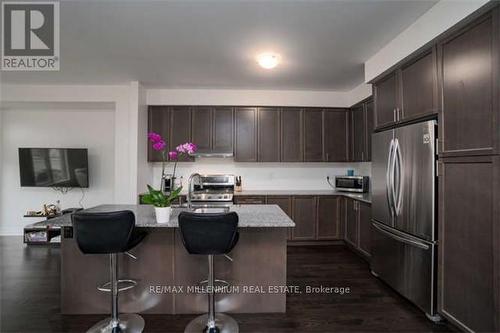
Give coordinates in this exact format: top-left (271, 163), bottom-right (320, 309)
top-left (371, 119), bottom-right (440, 321)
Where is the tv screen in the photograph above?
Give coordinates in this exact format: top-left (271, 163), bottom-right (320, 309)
top-left (19, 148), bottom-right (89, 188)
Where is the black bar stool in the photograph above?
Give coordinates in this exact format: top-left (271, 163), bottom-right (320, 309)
top-left (178, 211), bottom-right (240, 333)
top-left (72, 210), bottom-right (147, 333)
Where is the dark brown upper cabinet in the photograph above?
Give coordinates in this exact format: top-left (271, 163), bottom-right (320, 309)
top-left (374, 48), bottom-right (438, 130)
top-left (257, 107), bottom-right (280, 162)
top-left (281, 108), bottom-right (303, 162)
top-left (191, 107), bottom-right (212, 153)
top-left (148, 106), bottom-right (171, 162)
top-left (351, 104), bottom-right (366, 162)
top-left (303, 109), bottom-right (324, 162)
top-left (213, 107), bottom-right (234, 154)
top-left (234, 107), bottom-right (258, 162)
top-left (317, 196), bottom-right (341, 240)
top-left (324, 109), bottom-right (349, 162)
top-left (439, 12), bottom-right (498, 157)
top-left (365, 100), bottom-right (374, 161)
top-left (400, 49), bottom-right (438, 120)
top-left (374, 72), bottom-right (399, 129)
top-left (170, 106), bottom-right (193, 162)
top-left (291, 196), bottom-right (317, 241)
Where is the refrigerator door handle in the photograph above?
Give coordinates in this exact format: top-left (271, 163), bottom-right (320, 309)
top-left (386, 139), bottom-right (396, 217)
top-left (372, 222), bottom-right (430, 250)
top-left (394, 138), bottom-right (403, 216)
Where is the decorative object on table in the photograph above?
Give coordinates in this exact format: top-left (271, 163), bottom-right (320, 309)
top-left (142, 185), bottom-right (182, 223)
top-left (347, 169), bottom-right (355, 176)
top-left (25, 201), bottom-right (62, 218)
top-left (148, 132), bottom-right (197, 194)
top-left (235, 176), bottom-right (242, 192)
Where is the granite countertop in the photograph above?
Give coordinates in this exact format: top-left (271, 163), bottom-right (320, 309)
top-left (32, 204), bottom-right (295, 229)
top-left (234, 190), bottom-right (372, 204)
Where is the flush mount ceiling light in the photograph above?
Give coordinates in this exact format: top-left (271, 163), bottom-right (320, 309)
top-left (256, 52), bottom-right (281, 69)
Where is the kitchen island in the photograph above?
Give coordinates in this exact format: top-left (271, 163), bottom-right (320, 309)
top-left (35, 204), bottom-right (294, 314)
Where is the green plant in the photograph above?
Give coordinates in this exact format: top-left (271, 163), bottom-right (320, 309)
top-left (142, 185), bottom-right (182, 208)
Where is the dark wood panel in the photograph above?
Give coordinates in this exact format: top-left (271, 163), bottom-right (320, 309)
top-left (344, 199), bottom-right (358, 247)
top-left (234, 107), bottom-right (258, 162)
top-left (292, 196), bottom-right (317, 240)
top-left (281, 108), bottom-right (303, 162)
top-left (191, 106), bottom-right (212, 153)
top-left (213, 107), bottom-right (234, 153)
top-left (440, 13), bottom-right (495, 155)
top-left (365, 99), bottom-right (374, 161)
top-left (351, 105), bottom-right (365, 162)
top-left (233, 195), bottom-right (266, 205)
top-left (374, 73), bottom-right (398, 129)
top-left (438, 157), bottom-right (497, 332)
top-left (258, 107), bottom-right (280, 162)
top-left (170, 106), bottom-right (193, 161)
top-left (358, 202), bottom-right (372, 257)
top-left (303, 109), bottom-right (324, 162)
top-left (317, 196), bottom-right (340, 240)
top-left (401, 49), bottom-right (437, 120)
top-left (148, 106), bottom-right (170, 162)
top-left (324, 109), bottom-right (349, 162)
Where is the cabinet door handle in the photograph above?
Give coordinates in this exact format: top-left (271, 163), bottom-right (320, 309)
top-left (393, 109), bottom-right (396, 122)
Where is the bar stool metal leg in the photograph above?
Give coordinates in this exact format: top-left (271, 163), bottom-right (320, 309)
top-left (185, 255), bottom-right (239, 333)
top-left (86, 254), bottom-right (145, 333)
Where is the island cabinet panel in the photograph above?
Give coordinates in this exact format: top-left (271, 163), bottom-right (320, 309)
top-left (234, 107), bottom-right (258, 162)
top-left (191, 106), bottom-right (212, 153)
top-left (281, 108), bottom-right (303, 162)
top-left (351, 104), bottom-right (366, 162)
top-left (439, 12), bottom-right (498, 156)
top-left (365, 99), bottom-right (374, 161)
top-left (324, 109), bottom-right (349, 162)
top-left (213, 107), bottom-right (234, 153)
top-left (438, 156), bottom-right (498, 333)
top-left (358, 201), bottom-right (372, 257)
top-left (170, 106), bottom-right (194, 161)
top-left (317, 196), bottom-right (341, 240)
top-left (258, 107), bottom-right (281, 162)
top-left (148, 106), bottom-right (170, 162)
top-left (400, 49), bottom-right (437, 121)
top-left (344, 198), bottom-right (358, 247)
top-left (267, 196), bottom-right (293, 240)
top-left (291, 196), bottom-right (317, 240)
top-left (303, 109), bottom-right (324, 162)
top-left (374, 72), bottom-right (398, 129)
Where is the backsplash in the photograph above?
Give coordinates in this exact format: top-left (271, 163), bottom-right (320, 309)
top-left (151, 158), bottom-right (372, 191)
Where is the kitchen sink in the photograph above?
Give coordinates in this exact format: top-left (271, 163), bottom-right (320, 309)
top-left (193, 207), bottom-right (230, 214)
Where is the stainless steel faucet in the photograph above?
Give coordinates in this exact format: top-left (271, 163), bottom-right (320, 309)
top-left (187, 173), bottom-right (202, 209)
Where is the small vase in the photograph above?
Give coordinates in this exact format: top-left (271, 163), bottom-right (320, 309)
top-left (154, 206), bottom-right (171, 223)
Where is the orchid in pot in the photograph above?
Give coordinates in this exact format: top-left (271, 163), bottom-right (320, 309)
top-left (146, 132), bottom-right (197, 223)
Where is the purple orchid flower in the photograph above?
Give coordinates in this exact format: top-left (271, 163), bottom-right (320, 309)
top-left (148, 132), bottom-right (163, 143)
top-left (168, 151), bottom-right (178, 160)
top-left (152, 140), bottom-right (166, 151)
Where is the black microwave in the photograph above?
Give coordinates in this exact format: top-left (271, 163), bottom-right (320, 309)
top-left (335, 176), bottom-right (369, 193)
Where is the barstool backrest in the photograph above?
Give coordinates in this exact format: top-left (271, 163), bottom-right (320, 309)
top-left (178, 212), bottom-right (239, 255)
top-left (72, 210), bottom-right (135, 254)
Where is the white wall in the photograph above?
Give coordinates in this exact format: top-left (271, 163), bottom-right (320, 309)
top-left (147, 83), bottom-right (372, 108)
top-left (0, 107), bottom-right (115, 235)
top-left (365, 0), bottom-right (490, 82)
top-left (148, 159), bottom-right (371, 193)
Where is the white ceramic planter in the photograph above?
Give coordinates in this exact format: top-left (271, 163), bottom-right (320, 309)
top-left (154, 206), bottom-right (171, 223)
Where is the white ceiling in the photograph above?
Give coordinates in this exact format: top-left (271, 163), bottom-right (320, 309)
top-left (1, 0), bottom-right (438, 91)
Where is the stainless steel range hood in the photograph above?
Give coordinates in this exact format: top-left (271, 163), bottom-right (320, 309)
top-left (191, 152), bottom-right (234, 158)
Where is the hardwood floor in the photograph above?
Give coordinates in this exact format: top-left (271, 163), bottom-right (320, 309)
top-left (0, 236), bottom-right (457, 333)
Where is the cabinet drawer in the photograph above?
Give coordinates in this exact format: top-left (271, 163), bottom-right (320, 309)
top-left (234, 196), bottom-right (266, 205)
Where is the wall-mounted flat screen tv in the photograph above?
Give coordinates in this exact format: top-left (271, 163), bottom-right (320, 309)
top-left (19, 148), bottom-right (89, 188)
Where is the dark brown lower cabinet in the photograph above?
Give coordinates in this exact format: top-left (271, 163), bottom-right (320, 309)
top-left (358, 202), bottom-right (371, 257)
top-left (291, 196), bottom-right (317, 241)
top-left (317, 196), bottom-right (341, 240)
top-left (438, 156), bottom-right (499, 332)
top-left (266, 196), bottom-right (293, 240)
top-left (344, 199), bottom-right (358, 246)
top-left (233, 195), bottom-right (266, 205)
